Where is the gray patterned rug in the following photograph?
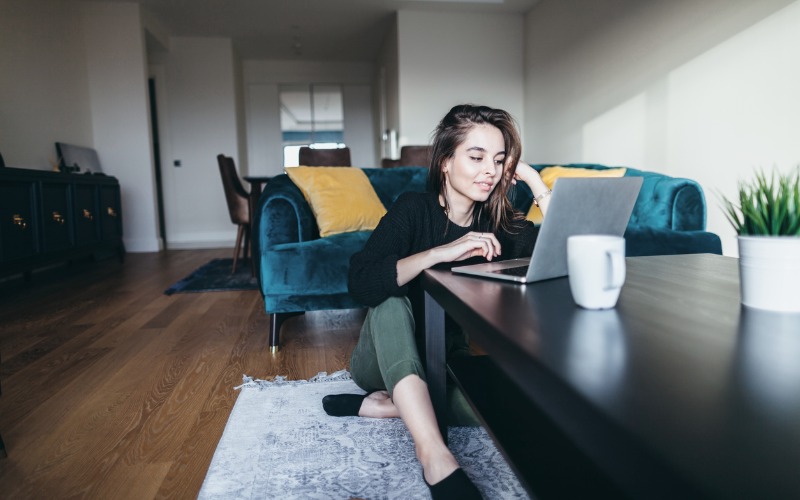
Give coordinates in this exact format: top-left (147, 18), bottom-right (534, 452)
top-left (199, 371), bottom-right (529, 499)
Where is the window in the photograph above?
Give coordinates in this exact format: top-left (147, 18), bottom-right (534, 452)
top-left (280, 84), bottom-right (345, 167)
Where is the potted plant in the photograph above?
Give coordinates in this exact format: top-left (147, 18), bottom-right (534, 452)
top-left (721, 167), bottom-right (800, 312)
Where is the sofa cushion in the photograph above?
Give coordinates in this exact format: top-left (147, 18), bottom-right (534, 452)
top-left (540, 165), bottom-right (627, 186)
top-left (526, 166), bottom-right (627, 223)
top-left (285, 167), bottom-right (387, 237)
top-left (364, 166), bottom-right (428, 208)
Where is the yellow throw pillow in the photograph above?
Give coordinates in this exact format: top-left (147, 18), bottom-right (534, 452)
top-left (526, 166), bottom-right (627, 224)
top-left (285, 166), bottom-right (387, 237)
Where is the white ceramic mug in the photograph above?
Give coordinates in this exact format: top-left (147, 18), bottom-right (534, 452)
top-left (567, 235), bottom-right (626, 309)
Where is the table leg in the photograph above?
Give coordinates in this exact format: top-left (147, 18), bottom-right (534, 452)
top-left (1, 351), bottom-right (5, 458)
top-left (424, 291), bottom-right (448, 444)
top-left (248, 183), bottom-right (263, 278)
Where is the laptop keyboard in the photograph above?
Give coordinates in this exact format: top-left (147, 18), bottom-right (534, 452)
top-left (491, 265), bottom-right (529, 277)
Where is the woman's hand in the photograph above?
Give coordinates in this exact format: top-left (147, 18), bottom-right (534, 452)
top-left (438, 231), bottom-right (501, 262)
top-left (395, 231), bottom-right (501, 287)
top-left (511, 161), bottom-right (545, 189)
top-left (512, 161), bottom-right (552, 218)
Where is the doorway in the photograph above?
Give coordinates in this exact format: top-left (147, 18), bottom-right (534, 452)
top-left (148, 77), bottom-right (168, 250)
top-left (279, 84), bottom-right (345, 167)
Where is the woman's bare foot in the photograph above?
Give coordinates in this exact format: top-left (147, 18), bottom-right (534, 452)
top-left (358, 391), bottom-right (400, 418)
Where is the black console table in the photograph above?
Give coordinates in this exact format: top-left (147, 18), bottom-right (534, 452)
top-left (0, 167), bottom-right (124, 279)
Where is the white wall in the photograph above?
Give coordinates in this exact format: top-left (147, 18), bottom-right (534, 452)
top-left (375, 16), bottom-right (400, 159)
top-left (80, 2), bottom-right (159, 253)
top-left (343, 85), bottom-right (377, 168)
top-left (524, 0), bottom-right (800, 255)
top-left (245, 83), bottom-right (283, 176)
top-left (396, 10), bottom-right (525, 146)
top-left (243, 60), bottom-right (376, 176)
top-left (160, 37), bottom-right (241, 249)
top-left (0, 0), bottom-right (93, 169)
top-left (17, 2), bottom-right (799, 255)
top-left (233, 50), bottom-right (248, 172)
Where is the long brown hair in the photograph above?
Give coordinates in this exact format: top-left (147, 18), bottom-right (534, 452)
top-left (428, 104), bottom-right (523, 233)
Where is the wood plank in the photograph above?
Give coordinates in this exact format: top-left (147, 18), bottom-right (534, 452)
top-left (0, 249), bottom-right (364, 498)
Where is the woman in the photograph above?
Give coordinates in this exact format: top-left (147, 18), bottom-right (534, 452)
top-left (323, 104), bottom-right (552, 499)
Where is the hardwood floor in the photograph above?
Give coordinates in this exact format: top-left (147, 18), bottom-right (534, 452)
top-left (0, 249), bottom-right (364, 498)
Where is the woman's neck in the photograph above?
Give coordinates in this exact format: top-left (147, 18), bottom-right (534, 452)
top-left (439, 193), bottom-right (474, 227)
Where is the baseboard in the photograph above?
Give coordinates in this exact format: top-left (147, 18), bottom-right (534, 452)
top-left (166, 231), bottom-right (235, 250)
top-left (123, 237), bottom-right (161, 253)
top-left (167, 240), bottom-right (234, 250)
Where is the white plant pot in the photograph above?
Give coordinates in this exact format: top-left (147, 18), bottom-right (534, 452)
top-left (738, 236), bottom-right (800, 312)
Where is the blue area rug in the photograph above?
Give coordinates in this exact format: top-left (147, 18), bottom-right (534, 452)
top-left (163, 258), bottom-right (258, 295)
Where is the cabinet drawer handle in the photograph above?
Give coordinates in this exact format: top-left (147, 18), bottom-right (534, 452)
top-left (107, 207), bottom-right (117, 217)
top-left (12, 214), bottom-right (28, 229)
top-left (82, 209), bottom-right (93, 220)
top-left (52, 211), bottom-right (66, 224)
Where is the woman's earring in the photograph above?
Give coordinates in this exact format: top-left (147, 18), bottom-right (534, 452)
top-left (443, 158), bottom-right (453, 174)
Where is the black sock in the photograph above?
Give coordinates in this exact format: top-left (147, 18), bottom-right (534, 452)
top-left (322, 393), bottom-right (368, 417)
top-left (425, 469), bottom-right (482, 500)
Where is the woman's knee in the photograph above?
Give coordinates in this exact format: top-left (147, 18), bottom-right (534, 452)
top-left (374, 296), bottom-right (413, 316)
top-left (367, 296), bottom-right (415, 332)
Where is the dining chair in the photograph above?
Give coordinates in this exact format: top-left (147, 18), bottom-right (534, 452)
top-left (217, 154), bottom-right (251, 274)
top-left (298, 146), bottom-right (352, 166)
top-left (381, 145), bottom-right (432, 168)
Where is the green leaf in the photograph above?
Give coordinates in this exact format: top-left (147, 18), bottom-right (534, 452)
top-left (719, 166), bottom-right (800, 236)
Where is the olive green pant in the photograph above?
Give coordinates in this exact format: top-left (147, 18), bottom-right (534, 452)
top-left (349, 296), bottom-right (479, 426)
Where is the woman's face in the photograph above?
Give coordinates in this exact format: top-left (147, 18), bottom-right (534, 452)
top-left (443, 123), bottom-right (506, 206)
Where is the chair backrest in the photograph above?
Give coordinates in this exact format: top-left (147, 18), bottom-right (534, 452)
top-left (381, 145), bottom-right (432, 168)
top-left (399, 145), bottom-right (432, 168)
top-left (217, 154), bottom-right (250, 225)
top-left (298, 146), bottom-right (351, 167)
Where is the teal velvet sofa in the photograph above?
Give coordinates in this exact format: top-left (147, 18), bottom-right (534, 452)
top-left (254, 164), bottom-right (721, 348)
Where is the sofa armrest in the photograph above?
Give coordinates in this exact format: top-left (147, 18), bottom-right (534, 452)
top-left (627, 173), bottom-right (707, 231)
top-left (254, 174), bottom-right (319, 258)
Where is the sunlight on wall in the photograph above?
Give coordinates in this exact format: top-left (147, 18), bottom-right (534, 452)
top-left (665, 1), bottom-right (800, 255)
top-left (582, 93), bottom-right (647, 168)
top-left (570, 1), bottom-right (800, 256)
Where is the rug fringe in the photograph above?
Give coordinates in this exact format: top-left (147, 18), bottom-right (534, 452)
top-left (235, 370), bottom-right (352, 390)
top-left (309, 369), bottom-right (351, 383)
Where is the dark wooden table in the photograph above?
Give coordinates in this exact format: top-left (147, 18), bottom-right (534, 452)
top-left (422, 254), bottom-right (800, 499)
top-left (243, 175), bottom-right (273, 222)
top-left (243, 175), bottom-right (273, 276)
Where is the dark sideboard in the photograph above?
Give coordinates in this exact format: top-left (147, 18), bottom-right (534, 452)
top-left (0, 167), bottom-right (124, 279)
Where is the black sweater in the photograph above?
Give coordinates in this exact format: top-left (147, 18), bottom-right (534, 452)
top-left (348, 191), bottom-right (538, 308)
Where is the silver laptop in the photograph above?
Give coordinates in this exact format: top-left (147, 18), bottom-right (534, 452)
top-left (451, 176), bottom-right (643, 283)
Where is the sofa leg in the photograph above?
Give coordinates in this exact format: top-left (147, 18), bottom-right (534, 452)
top-left (269, 312), bottom-right (304, 352)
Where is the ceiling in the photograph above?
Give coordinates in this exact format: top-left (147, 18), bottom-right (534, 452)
top-left (97, 0), bottom-right (539, 60)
